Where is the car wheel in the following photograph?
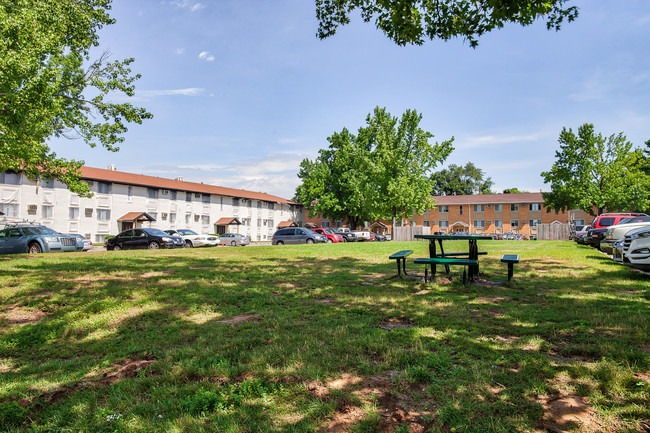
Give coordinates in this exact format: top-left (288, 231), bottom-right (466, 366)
top-left (28, 242), bottom-right (42, 254)
top-left (113, 245), bottom-right (122, 251)
top-left (148, 242), bottom-right (160, 249)
top-left (306, 238), bottom-right (314, 244)
top-left (326, 239), bottom-right (333, 243)
top-left (276, 241), bottom-right (284, 245)
top-left (231, 241), bottom-right (237, 247)
top-left (185, 240), bottom-right (193, 248)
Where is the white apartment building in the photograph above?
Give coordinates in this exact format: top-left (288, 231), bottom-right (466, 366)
top-left (0, 166), bottom-right (304, 243)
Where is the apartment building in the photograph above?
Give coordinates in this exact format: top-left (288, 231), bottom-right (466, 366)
top-left (0, 166), bottom-right (304, 242)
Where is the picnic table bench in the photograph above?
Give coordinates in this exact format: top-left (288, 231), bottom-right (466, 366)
top-left (414, 257), bottom-right (478, 284)
top-left (501, 254), bottom-right (519, 281)
top-left (388, 250), bottom-right (413, 278)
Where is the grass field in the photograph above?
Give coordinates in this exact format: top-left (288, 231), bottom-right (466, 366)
top-left (1, 240), bottom-right (648, 432)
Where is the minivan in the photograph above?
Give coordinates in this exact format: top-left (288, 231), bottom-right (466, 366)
top-left (271, 228), bottom-right (327, 245)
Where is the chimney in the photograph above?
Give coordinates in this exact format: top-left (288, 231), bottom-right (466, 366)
top-left (175, 176), bottom-right (183, 181)
top-left (108, 164), bottom-right (116, 171)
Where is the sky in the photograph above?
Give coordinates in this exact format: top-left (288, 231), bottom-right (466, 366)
top-left (49, 0), bottom-right (650, 200)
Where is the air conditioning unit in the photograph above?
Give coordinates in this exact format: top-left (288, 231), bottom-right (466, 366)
top-left (194, 193), bottom-right (201, 198)
top-left (487, 204), bottom-right (492, 208)
top-left (487, 220), bottom-right (492, 223)
top-left (27, 204), bottom-right (37, 212)
top-left (162, 190), bottom-right (169, 195)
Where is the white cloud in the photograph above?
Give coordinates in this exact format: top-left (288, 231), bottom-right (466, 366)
top-left (459, 133), bottom-right (542, 149)
top-left (171, 0), bottom-right (204, 12)
top-left (135, 88), bottom-right (205, 99)
top-left (198, 51), bottom-right (216, 62)
top-left (176, 48), bottom-right (185, 55)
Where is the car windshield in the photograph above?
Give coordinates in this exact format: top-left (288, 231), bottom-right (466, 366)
top-left (144, 228), bottom-right (169, 236)
top-left (177, 229), bottom-right (198, 235)
top-left (323, 229), bottom-right (334, 234)
top-left (25, 226), bottom-right (59, 235)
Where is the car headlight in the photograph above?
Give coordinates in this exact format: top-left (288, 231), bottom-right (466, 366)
top-left (631, 232), bottom-right (650, 240)
top-left (162, 237), bottom-right (173, 242)
top-left (45, 236), bottom-right (59, 243)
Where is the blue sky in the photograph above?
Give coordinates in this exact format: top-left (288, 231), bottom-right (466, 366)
top-left (49, 0), bottom-right (650, 200)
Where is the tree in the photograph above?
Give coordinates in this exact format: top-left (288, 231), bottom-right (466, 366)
top-left (296, 106), bottom-right (453, 233)
top-left (541, 124), bottom-right (650, 217)
top-left (0, 0), bottom-right (152, 195)
top-left (503, 188), bottom-right (528, 194)
top-left (315, 0), bottom-right (579, 47)
top-left (431, 162), bottom-right (493, 196)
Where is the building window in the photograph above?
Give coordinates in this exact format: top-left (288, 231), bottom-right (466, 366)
top-left (128, 186), bottom-right (133, 199)
top-left (202, 194), bottom-right (210, 204)
top-left (149, 212), bottom-right (157, 221)
top-left (495, 219), bottom-right (502, 228)
top-left (257, 201), bottom-right (262, 209)
top-left (574, 219), bottom-right (585, 226)
top-left (530, 203), bottom-right (541, 211)
top-left (69, 207), bottom-right (79, 219)
top-left (201, 215), bottom-right (210, 225)
top-left (459, 205), bottom-right (463, 216)
top-left (529, 219), bottom-right (542, 227)
top-left (473, 220), bottom-right (485, 228)
top-left (97, 209), bottom-right (111, 221)
top-left (162, 213), bottom-right (168, 221)
top-left (185, 214), bottom-right (191, 224)
top-left (257, 218), bottom-right (262, 227)
top-left (0, 203), bottom-right (18, 217)
top-left (41, 178), bottom-right (55, 188)
top-left (170, 213), bottom-right (176, 223)
top-left (268, 202), bottom-right (275, 210)
top-left (170, 190), bottom-right (177, 200)
top-left (27, 204), bottom-right (37, 215)
top-left (232, 198), bottom-right (240, 207)
top-left (268, 219), bottom-right (274, 227)
top-left (42, 205), bottom-right (53, 219)
top-left (85, 208), bottom-right (93, 218)
top-left (186, 192), bottom-right (192, 202)
top-left (439, 221), bottom-right (449, 228)
top-left (510, 219), bottom-right (519, 228)
top-left (438, 205), bottom-right (449, 213)
top-left (511, 204), bottom-right (519, 211)
top-left (194, 214), bottom-right (200, 222)
top-left (97, 182), bottom-right (111, 194)
top-left (494, 204), bottom-right (502, 212)
top-left (473, 204), bottom-right (485, 212)
top-left (322, 221), bottom-right (330, 228)
top-left (247, 200), bottom-right (252, 208)
top-left (423, 220), bottom-right (430, 227)
top-left (147, 188), bottom-right (159, 199)
top-left (0, 171), bottom-right (20, 185)
top-left (194, 193), bottom-right (201, 199)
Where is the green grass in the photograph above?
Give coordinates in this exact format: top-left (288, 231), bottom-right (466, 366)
top-left (0, 241), bottom-right (648, 432)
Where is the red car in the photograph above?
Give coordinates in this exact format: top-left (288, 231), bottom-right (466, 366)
top-left (312, 228), bottom-right (345, 243)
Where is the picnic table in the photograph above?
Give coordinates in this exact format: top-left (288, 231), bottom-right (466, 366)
top-left (414, 234), bottom-right (492, 283)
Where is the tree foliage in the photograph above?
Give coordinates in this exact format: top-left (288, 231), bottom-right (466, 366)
top-left (0, 0), bottom-right (152, 195)
top-left (503, 187), bottom-right (528, 194)
top-left (315, 0), bottom-right (579, 47)
top-left (431, 162), bottom-right (493, 196)
top-left (541, 124), bottom-right (650, 216)
top-left (295, 107), bottom-right (453, 230)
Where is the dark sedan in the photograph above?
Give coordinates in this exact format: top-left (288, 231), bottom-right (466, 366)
top-left (106, 228), bottom-right (184, 250)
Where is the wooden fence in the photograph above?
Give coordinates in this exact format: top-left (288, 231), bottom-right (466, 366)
top-left (392, 226), bottom-right (431, 242)
top-left (537, 223), bottom-right (570, 240)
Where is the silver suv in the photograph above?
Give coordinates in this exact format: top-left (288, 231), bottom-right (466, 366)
top-left (272, 228), bottom-right (327, 245)
top-left (0, 224), bottom-right (83, 254)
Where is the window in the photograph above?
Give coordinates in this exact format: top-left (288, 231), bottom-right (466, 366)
top-left (0, 203), bottom-right (18, 217)
top-left (162, 213), bottom-right (168, 221)
top-left (473, 220), bottom-right (485, 228)
top-left (162, 189), bottom-right (169, 196)
top-left (170, 213), bottom-right (176, 223)
top-left (149, 212), bottom-right (157, 221)
top-left (186, 192), bottom-right (192, 202)
top-left (574, 219), bottom-right (585, 226)
top-left (268, 219), bottom-right (274, 227)
top-left (459, 205), bottom-right (463, 216)
top-left (494, 219), bottom-right (502, 228)
top-left (202, 194), bottom-right (210, 204)
top-left (232, 198), bottom-right (240, 207)
top-left (194, 214), bottom-right (200, 222)
top-left (322, 221), bottom-right (330, 228)
top-left (0, 171), bottom-right (20, 185)
top-left (69, 207), bottom-right (79, 219)
top-left (257, 201), bottom-right (262, 209)
top-left (257, 218), bottom-right (262, 227)
top-left (170, 190), bottom-right (177, 200)
top-left (27, 204), bottom-right (37, 215)
top-left (85, 208), bottom-right (93, 217)
top-left (510, 219), bottom-right (519, 228)
top-left (438, 205), bottom-right (449, 213)
top-left (247, 200), bottom-right (252, 208)
top-left (41, 178), bottom-right (54, 188)
top-left (268, 202), bottom-right (275, 210)
top-left (147, 188), bottom-right (159, 199)
top-left (529, 219), bottom-right (542, 227)
top-left (511, 204), bottom-right (519, 211)
top-left (42, 205), bottom-right (53, 219)
top-left (473, 204), bottom-right (485, 212)
top-left (128, 186), bottom-right (133, 199)
top-left (97, 182), bottom-right (111, 194)
top-left (494, 204), bottom-right (502, 212)
top-left (194, 193), bottom-right (201, 199)
top-left (530, 203), bottom-right (541, 211)
top-left (423, 220), bottom-right (430, 227)
top-left (201, 215), bottom-right (210, 225)
top-left (185, 214), bottom-right (191, 224)
top-left (439, 221), bottom-right (449, 228)
top-left (97, 209), bottom-right (111, 221)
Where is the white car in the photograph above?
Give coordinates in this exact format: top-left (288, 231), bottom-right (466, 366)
top-left (621, 226), bottom-right (650, 271)
top-left (351, 230), bottom-right (372, 241)
top-left (601, 216), bottom-right (650, 255)
top-left (164, 229), bottom-right (220, 248)
top-left (68, 234), bottom-right (92, 251)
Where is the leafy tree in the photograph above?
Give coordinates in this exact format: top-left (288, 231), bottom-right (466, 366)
top-left (431, 162), bottom-right (493, 196)
top-left (315, 0), bottom-right (579, 47)
top-left (503, 187), bottom-right (528, 194)
top-left (541, 124), bottom-right (650, 216)
top-left (0, 0), bottom-right (152, 195)
top-left (296, 107), bottom-right (453, 233)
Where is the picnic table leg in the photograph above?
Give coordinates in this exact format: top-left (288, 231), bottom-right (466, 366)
top-left (438, 239), bottom-right (450, 274)
top-left (401, 258), bottom-right (409, 277)
top-left (429, 240), bottom-right (437, 281)
top-left (467, 239), bottom-right (478, 282)
top-left (508, 262), bottom-right (514, 281)
top-left (396, 259), bottom-right (403, 278)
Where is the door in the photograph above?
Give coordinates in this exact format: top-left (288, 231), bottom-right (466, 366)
top-left (4, 228), bottom-right (27, 253)
top-left (130, 229), bottom-right (149, 249)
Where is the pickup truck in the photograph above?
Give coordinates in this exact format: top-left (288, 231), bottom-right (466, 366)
top-left (351, 230), bottom-right (372, 241)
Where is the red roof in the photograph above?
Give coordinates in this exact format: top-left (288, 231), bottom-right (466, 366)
top-left (117, 212), bottom-right (156, 222)
top-left (81, 166), bottom-right (299, 204)
top-left (432, 192), bottom-right (544, 205)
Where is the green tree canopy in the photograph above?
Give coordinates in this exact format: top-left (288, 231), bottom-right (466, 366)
top-left (0, 0), bottom-right (152, 195)
top-left (295, 107), bottom-right (453, 231)
top-left (541, 124), bottom-right (650, 216)
top-left (315, 0), bottom-right (579, 47)
top-left (503, 187), bottom-right (528, 194)
top-left (431, 162), bottom-right (493, 196)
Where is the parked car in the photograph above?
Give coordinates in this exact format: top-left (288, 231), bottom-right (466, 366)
top-left (372, 232), bottom-right (388, 241)
top-left (621, 226), bottom-right (650, 271)
top-left (600, 216), bottom-right (650, 255)
top-left (219, 233), bottom-right (250, 246)
top-left (164, 229), bottom-right (220, 248)
top-left (106, 228), bottom-right (184, 250)
top-left (591, 212), bottom-right (647, 230)
top-left (68, 233), bottom-right (92, 251)
top-left (585, 228), bottom-right (609, 250)
top-left (272, 228), bottom-right (327, 245)
top-left (0, 224), bottom-right (83, 254)
top-left (312, 228), bottom-right (344, 243)
top-left (351, 230), bottom-right (372, 241)
top-left (333, 228), bottom-right (357, 242)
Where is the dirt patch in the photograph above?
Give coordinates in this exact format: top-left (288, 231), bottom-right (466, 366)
top-left (314, 298), bottom-right (336, 304)
top-left (5, 306), bottom-right (46, 324)
top-left (217, 314), bottom-right (259, 324)
top-left (536, 395), bottom-right (600, 433)
top-left (414, 290), bottom-right (430, 295)
top-left (189, 266), bottom-right (212, 270)
top-left (379, 317), bottom-right (415, 331)
top-left (473, 279), bottom-right (505, 287)
top-left (474, 296), bottom-right (511, 303)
